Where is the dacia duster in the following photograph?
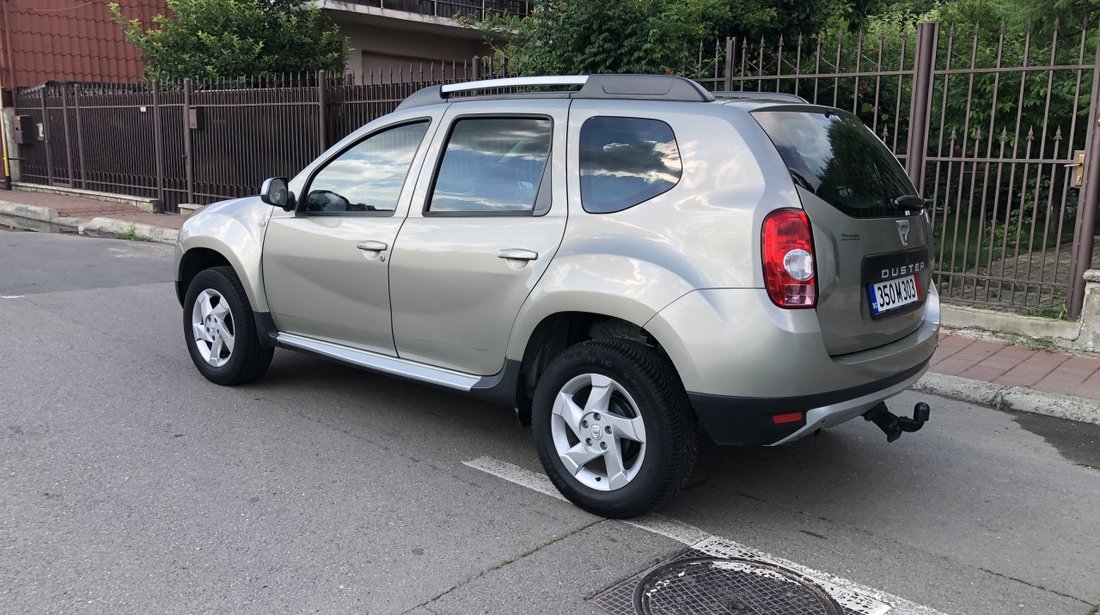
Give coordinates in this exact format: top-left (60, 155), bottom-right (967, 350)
top-left (175, 75), bottom-right (939, 518)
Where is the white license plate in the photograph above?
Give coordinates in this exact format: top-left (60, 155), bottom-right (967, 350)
top-left (868, 274), bottom-right (920, 316)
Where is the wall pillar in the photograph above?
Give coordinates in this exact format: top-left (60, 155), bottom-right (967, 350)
top-left (1077, 270), bottom-right (1100, 353)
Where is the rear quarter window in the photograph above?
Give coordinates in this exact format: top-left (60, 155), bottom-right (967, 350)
top-left (753, 110), bottom-right (917, 219)
top-left (579, 117), bottom-right (682, 214)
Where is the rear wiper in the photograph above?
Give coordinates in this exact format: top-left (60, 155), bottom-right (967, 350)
top-left (893, 194), bottom-right (925, 212)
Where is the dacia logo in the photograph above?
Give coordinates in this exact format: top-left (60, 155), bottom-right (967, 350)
top-left (896, 220), bottom-right (911, 246)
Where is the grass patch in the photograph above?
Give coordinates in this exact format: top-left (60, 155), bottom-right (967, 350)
top-left (116, 224), bottom-right (150, 242)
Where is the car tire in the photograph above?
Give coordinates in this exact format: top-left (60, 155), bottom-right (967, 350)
top-left (183, 266), bottom-right (273, 386)
top-left (532, 339), bottom-right (697, 518)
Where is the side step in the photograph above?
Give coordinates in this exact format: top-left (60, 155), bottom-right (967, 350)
top-left (863, 401), bottom-right (930, 443)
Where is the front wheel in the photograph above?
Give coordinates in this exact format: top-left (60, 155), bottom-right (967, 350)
top-left (183, 266), bottom-right (273, 386)
top-left (532, 340), bottom-right (697, 518)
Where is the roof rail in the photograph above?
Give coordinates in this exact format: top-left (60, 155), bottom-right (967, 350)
top-left (440, 75), bottom-right (589, 94)
top-left (713, 91), bottom-right (810, 103)
top-left (396, 74), bottom-right (716, 110)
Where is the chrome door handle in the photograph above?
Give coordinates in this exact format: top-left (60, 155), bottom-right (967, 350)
top-left (497, 248), bottom-right (538, 261)
top-left (356, 240), bottom-right (388, 252)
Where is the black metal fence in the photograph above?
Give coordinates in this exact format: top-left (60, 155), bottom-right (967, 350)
top-left (13, 20), bottom-right (1100, 317)
top-left (14, 63), bottom-right (490, 213)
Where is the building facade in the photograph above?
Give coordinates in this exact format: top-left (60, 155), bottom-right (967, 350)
top-left (319, 0), bottom-right (529, 81)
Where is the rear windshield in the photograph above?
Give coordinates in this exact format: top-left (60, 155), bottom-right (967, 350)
top-left (753, 110), bottom-right (917, 218)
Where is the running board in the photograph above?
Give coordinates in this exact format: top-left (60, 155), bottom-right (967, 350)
top-left (276, 333), bottom-right (480, 391)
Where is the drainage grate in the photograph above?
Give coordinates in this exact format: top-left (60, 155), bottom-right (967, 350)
top-left (591, 548), bottom-right (872, 615)
top-left (633, 557), bottom-right (843, 615)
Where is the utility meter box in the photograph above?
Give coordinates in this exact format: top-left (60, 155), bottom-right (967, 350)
top-left (12, 115), bottom-right (38, 145)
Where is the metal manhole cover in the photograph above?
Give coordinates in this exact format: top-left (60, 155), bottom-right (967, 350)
top-left (633, 557), bottom-right (844, 615)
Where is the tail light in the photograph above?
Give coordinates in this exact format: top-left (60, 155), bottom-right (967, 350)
top-left (762, 209), bottom-right (816, 308)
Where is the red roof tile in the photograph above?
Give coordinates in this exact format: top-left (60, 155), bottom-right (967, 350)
top-left (0, 0), bottom-right (169, 88)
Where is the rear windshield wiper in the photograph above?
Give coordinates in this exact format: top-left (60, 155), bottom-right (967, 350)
top-left (893, 194), bottom-right (925, 212)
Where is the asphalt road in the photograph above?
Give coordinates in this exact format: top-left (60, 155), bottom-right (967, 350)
top-left (1, 229), bottom-right (1098, 615)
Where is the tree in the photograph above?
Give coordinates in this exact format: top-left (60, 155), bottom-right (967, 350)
top-left (480, 0), bottom-right (732, 76)
top-left (480, 0), bottom-right (893, 77)
top-left (110, 0), bottom-right (350, 81)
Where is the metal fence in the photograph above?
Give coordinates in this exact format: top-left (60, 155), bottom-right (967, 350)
top-left (718, 20), bottom-right (1100, 318)
top-left (14, 62), bottom-right (490, 213)
top-left (13, 20), bottom-right (1100, 317)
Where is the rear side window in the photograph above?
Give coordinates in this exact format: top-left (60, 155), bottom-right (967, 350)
top-left (580, 117), bottom-right (682, 213)
top-left (427, 117), bottom-right (552, 215)
top-left (753, 111), bottom-right (917, 218)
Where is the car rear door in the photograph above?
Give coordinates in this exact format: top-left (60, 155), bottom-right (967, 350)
top-left (753, 107), bottom-right (933, 355)
top-left (388, 99), bottom-right (569, 376)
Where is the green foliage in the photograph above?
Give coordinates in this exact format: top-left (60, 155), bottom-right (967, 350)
top-left (480, 0), bottom-right (893, 76)
top-left (481, 0), bottom-right (732, 75)
top-left (109, 0), bottom-right (350, 81)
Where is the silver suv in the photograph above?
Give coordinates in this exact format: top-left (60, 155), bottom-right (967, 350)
top-left (175, 75), bottom-right (939, 518)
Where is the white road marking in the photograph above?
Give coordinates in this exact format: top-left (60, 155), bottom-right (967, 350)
top-left (463, 455), bottom-right (947, 615)
top-left (1, 295), bottom-right (24, 299)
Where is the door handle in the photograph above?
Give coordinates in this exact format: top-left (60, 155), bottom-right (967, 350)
top-left (357, 240), bottom-right (388, 252)
top-left (497, 248), bottom-right (538, 261)
top-left (1065, 150), bottom-right (1086, 187)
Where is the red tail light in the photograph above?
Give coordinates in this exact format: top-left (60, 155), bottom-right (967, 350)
top-left (761, 209), bottom-right (816, 308)
top-left (771, 411), bottom-right (804, 425)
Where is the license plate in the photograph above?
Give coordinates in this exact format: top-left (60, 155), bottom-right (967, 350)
top-left (868, 274), bottom-right (920, 316)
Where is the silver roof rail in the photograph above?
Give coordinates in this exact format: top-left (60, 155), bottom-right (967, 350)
top-left (440, 75), bottom-right (589, 94)
top-left (397, 74), bottom-right (716, 110)
top-left (713, 91), bottom-right (810, 103)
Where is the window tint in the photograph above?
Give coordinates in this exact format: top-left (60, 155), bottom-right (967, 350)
top-left (428, 117), bottom-right (552, 214)
top-left (304, 121), bottom-right (429, 214)
top-left (579, 117), bottom-right (682, 213)
top-left (753, 111), bottom-right (917, 218)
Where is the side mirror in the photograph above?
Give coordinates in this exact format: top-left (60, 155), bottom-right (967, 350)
top-left (260, 177), bottom-right (295, 211)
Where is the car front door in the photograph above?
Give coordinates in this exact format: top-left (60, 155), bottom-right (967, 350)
top-left (262, 119), bottom-right (435, 354)
top-left (388, 100), bottom-right (569, 375)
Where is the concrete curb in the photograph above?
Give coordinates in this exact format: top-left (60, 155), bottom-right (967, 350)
top-left (85, 217), bottom-right (179, 245)
top-left (914, 372), bottom-right (1100, 425)
top-left (0, 201), bottom-right (178, 245)
top-left (0, 199), bottom-right (59, 222)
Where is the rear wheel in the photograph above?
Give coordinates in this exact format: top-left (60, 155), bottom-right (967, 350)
top-left (183, 266), bottom-right (273, 385)
top-left (532, 340), bottom-right (697, 518)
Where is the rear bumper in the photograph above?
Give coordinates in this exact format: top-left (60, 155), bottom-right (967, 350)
top-left (688, 359), bottom-right (928, 445)
top-left (646, 284), bottom-right (940, 446)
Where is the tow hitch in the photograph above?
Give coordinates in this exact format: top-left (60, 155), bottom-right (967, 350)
top-left (863, 401), bottom-right (930, 443)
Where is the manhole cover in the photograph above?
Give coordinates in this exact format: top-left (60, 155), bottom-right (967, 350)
top-left (633, 557), bottom-right (844, 615)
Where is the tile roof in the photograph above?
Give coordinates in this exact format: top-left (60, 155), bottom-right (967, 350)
top-left (0, 0), bottom-right (168, 88)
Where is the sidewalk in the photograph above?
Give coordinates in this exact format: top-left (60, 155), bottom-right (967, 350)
top-left (0, 187), bottom-right (184, 243)
top-left (0, 187), bottom-right (1096, 423)
top-left (932, 333), bottom-right (1100, 401)
top-left (916, 332), bottom-right (1100, 425)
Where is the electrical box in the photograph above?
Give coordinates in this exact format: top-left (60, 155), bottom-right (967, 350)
top-left (12, 115), bottom-right (37, 145)
top-left (188, 107), bottom-right (203, 130)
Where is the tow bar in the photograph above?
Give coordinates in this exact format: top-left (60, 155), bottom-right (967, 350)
top-left (863, 401), bottom-right (931, 443)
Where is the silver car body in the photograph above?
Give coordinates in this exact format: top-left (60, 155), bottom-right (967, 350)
top-left (176, 76), bottom-right (939, 446)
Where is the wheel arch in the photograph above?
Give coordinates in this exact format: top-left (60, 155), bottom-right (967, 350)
top-left (510, 310), bottom-right (690, 426)
top-left (177, 247), bottom-right (234, 305)
top-left (175, 196), bottom-right (272, 312)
